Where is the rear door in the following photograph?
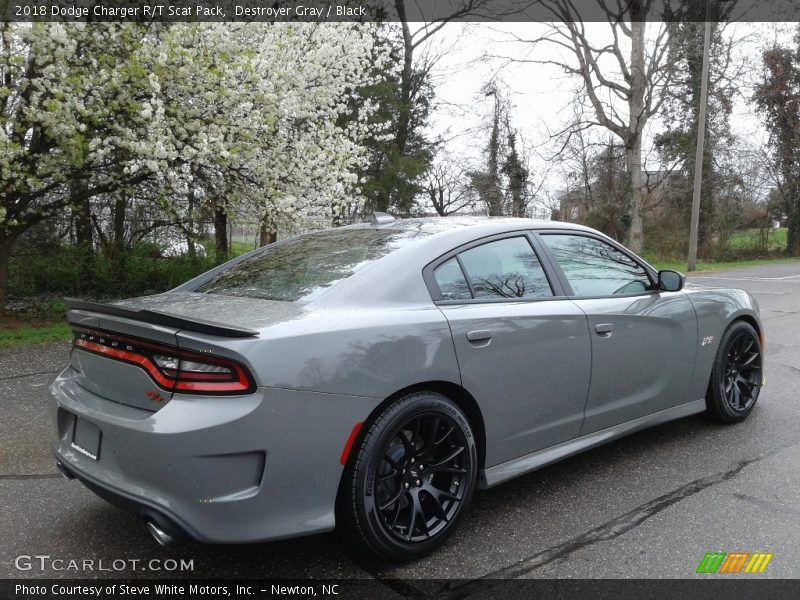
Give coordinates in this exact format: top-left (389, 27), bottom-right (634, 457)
top-left (537, 232), bottom-right (698, 434)
top-left (427, 233), bottom-right (592, 467)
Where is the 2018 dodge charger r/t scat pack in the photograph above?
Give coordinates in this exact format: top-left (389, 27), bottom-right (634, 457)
top-left (49, 216), bottom-right (764, 560)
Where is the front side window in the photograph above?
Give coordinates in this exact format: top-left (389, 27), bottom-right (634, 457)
top-left (541, 234), bottom-right (651, 297)
top-left (448, 236), bottom-right (553, 300)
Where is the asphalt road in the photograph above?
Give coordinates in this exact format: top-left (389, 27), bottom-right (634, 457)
top-left (2, 262), bottom-right (799, 587)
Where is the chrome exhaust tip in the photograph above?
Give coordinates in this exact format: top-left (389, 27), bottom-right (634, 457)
top-left (55, 461), bottom-right (74, 480)
top-left (146, 520), bottom-right (175, 546)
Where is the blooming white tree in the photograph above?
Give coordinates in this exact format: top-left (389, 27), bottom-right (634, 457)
top-left (0, 22), bottom-right (389, 312)
top-left (0, 22), bottom-right (169, 311)
top-left (230, 23), bottom-right (390, 242)
top-left (153, 23), bottom-right (390, 245)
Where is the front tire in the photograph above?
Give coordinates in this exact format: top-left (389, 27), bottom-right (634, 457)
top-left (706, 321), bottom-right (763, 423)
top-left (340, 392), bottom-right (477, 561)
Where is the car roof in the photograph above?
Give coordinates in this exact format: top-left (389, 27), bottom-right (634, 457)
top-left (313, 216), bottom-right (607, 307)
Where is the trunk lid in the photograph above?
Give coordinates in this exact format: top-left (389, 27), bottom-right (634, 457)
top-left (66, 292), bottom-right (293, 410)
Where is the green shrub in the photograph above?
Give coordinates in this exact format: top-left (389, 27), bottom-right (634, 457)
top-left (8, 241), bottom-right (221, 304)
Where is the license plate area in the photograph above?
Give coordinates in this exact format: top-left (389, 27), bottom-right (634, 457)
top-left (71, 417), bottom-right (101, 461)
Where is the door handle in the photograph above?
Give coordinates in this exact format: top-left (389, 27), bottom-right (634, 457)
top-left (466, 329), bottom-right (492, 342)
top-left (595, 323), bottom-right (614, 336)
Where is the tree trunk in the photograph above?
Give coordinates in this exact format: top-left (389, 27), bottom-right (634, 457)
top-left (332, 202), bottom-right (343, 227)
top-left (485, 92), bottom-right (504, 216)
top-left (625, 138), bottom-right (644, 253)
top-left (787, 187), bottom-right (800, 256)
top-left (258, 218), bottom-right (277, 247)
top-left (0, 237), bottom-right (11, 317)
top-left (186, 185), bottom-right (197, 261)
top-left (395, 0), bottom-right (414, 158)
top-left (213, 199), bottom-right (229, 261)
top-left (70, 179), bottom-right (94, 287)
top-left (626, 15), bottom-right (646, 253)
top-left (111, 194), bottom-right (128, 284)
top-left (113, 195), bottom-right (127, 252)
top-left (698, 147), bottom-right (715, 255)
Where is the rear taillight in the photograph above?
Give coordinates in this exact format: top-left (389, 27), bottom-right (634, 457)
top-left (72, 327), bottom-right (255, 395)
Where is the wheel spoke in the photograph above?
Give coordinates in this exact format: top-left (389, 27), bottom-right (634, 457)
top-left (378, 469), bottom-right (398, 482)
top-left (740, 352), bottom-right (759, 368)
top-left (430, 445), bottom-right (464, 468)
top-left (398, 430), bottom-right (414, 460)
top-left (416, 499), bottom-right (431, 539)
top-left (724, 377), bottom-right (733, 394)
top-left (405, 497), bottom-right (417, 541)
top-left (435, 426), bottom-right (455, 446)
top-left (434, 488), bottom-right (460, 502)
top-left (423, 489), bottom-right (449, 523)
top-left (412, 417), bottom-right (422, 450)
top-left (429, 465), bottom-right (468, 475)
top-left (739, 338), bottom-right (754, 359)
top-left (379, 485), bottom-right (404, 511)
top-left (390, 499), bottom-right (403, 530)
top-left (725, 382), bottom-right (735, 405)
top-left (742, 379), bottom-right (762, 389)
top-left (732, 382), bottom-right (742, 409)
top-left (426, 416), bottom-right (441, 450)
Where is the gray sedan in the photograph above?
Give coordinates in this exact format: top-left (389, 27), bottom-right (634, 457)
top-left (49, 216), bottom-right (763, 560)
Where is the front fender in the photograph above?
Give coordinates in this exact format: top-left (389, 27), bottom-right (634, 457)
top-left (684, 287), bottom-right (762, 401)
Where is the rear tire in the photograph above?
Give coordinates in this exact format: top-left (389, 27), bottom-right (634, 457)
top-left (706, 321), bottom-right (763, 423)
top-left (339, 392), bottom-right (477, 561)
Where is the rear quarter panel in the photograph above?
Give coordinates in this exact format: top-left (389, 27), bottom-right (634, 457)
top-left (174, 304), bottom-right (461, 400)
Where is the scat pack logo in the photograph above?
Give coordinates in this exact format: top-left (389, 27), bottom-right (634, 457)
top-left (696, 552), bottom-right (773, 574)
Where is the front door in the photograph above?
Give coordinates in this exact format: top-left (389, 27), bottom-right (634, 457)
top-left (537, 232), bottom-right (698, 434)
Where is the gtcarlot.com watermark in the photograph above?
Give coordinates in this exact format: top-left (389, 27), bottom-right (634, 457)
top-left (15, 554), bottom-right (194, 573)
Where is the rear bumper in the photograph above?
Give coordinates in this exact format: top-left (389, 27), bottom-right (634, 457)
top-left (54, 459), bottom-right (192, 542)
top-left (49, 367), bottom-right (379, 543)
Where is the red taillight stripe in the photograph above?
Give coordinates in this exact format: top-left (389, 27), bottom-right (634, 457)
top-left (73, 330), bottom-right (255, 396)
top-left (173, 380), bottom-right (252, 393)
top-left (75, 339), bottom-right (175, 389)
top-left (340, 421), bottom-right (364, 466)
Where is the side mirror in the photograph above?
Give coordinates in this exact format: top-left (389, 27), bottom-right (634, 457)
top-left (658, 270), bottom-right (684, 292)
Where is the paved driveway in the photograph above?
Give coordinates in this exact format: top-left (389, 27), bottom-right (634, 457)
top-left (1, 262), bottom-right (799, 585)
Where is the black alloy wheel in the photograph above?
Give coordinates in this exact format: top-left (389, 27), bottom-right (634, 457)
top-left (707, 321), bottom-right (763, 423)
top-left (339, 392), bottom-right (477, 561)
top-left (375, 412), bottom-right (470, 543)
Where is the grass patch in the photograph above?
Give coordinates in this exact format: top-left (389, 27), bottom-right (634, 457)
top-left (649, 256), bottom-right (800, 274)
top-left (728, 228), bottom-right (787, 253)
top-left (0, 319), bottom-right (71, 349)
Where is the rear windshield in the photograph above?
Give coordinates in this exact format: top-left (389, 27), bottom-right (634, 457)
top-left (195, 228), bottom-right (428, 302)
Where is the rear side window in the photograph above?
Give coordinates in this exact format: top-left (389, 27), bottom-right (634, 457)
top-left (541, 234), bottom-right (651, 297)
top-left (433, 236), bottom-right (553, 301)
top-left (433, 258), bottom-right (472, 300)
top-left (196, 228), bottom-right (429, 303)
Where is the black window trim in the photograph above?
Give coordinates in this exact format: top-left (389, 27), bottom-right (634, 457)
top-left (532, 230), bottom-right (660, 300)
top-left (423, 231), bottom-right (567, 305)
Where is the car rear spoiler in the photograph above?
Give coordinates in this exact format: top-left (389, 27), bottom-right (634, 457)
top-left (64, 298), bottom-right (260, 338)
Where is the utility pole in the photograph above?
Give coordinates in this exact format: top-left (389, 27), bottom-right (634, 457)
top-left (687, 7), bottom-right (712, 272)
